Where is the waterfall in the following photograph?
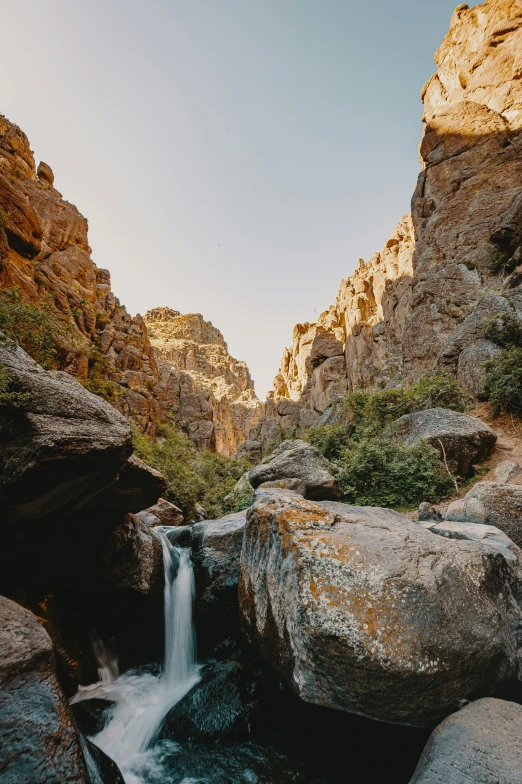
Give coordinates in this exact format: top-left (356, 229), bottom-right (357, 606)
top-left (72, 530), bottom-right (200, 783)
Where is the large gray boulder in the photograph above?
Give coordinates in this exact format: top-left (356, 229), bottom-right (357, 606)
top-left (0, 596), bottom-right (92, 783)
top-left (189, 511), bottom-right (247, 653)
top-left (410, 698), bottom-right (522, 784)
top-left (136, 497), bottom-right (184, 527)
top-left (445, 481), bottom-right (522, 548)
top-left (0, 345), bottom-right (133, 525)
top-left (394, 408), bottom-right (497, 476)
top-left (249, 439), bottom-right (342, 501)
top-left (239, 488), bottom-right (522, 727)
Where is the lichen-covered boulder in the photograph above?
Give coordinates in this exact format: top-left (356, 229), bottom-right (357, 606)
top-left (249, 440), bottom-right (342, 501)
top-left (445, 481), bottom-right (522, 549)
top-left (136, 497), bottom-right (184, 527)
top-left (493, 460), bottom-right (521, 484)
top-left (0, 596), bottom-right (91, 783)
top-left (410, 698), bottom-right (522, 784)
top-left (239, 488), bottom-right (522, 727)
top-left (393, 408), bottom-right (497, 476)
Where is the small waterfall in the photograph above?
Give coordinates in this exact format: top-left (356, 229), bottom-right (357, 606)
top-left (72, 530), bottom-right (200, 783)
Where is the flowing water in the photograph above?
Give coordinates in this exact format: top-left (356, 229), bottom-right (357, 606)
top-left (71, 530), bottom-right (200, 784)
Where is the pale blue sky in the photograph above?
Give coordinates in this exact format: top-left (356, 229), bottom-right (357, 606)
top-left (1, 0), bottom-right (466, 397)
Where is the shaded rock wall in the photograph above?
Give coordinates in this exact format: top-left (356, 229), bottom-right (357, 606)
top-left (252, 0), bottom-right (522, 452)
top-left (0, 119), bottom-right (261, 452)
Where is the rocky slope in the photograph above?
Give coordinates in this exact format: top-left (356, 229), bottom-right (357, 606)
top-left (0, 121), bottom-right (261, 451)
top-left (249, 0), bottom-right (522, 454)
top-left (145, 307), bottom-right (263, 455)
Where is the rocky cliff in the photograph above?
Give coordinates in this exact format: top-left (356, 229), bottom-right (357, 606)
top-left (144, 307), bottom-right (263, 455)
top-left (248, 0), bottom-right (522, 455)
top-left (0, 116), bottom-right (261, 452)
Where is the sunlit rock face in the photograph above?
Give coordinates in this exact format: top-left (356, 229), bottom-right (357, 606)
top-left (144, 307), bottom-right (263, 456)
top-left (255, 0), bottom-right (522, 451)
top-left (0, 115), bottom-right (261, 452)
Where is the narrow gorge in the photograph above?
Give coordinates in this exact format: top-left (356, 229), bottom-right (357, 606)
top-left (4, 2), bottom-right (522, 784)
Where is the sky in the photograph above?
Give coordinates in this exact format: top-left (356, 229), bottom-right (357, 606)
top-left (0, 0), bottom-right (466, 398)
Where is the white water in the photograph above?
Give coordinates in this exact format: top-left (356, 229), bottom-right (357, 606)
top-left (72, 531), bottom-right (200, 784)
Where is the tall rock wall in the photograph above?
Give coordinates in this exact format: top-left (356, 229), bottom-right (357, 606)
top-left (247, 0), bottom-right (522, 456)
top-left (144, 307), bottom-right (263, 455)
top-left (0, 115), bottom-right (261, 454)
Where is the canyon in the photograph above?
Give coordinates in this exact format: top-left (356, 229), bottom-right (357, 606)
top-left (3, 2), bottom-right (522, 784)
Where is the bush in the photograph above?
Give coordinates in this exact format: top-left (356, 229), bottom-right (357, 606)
top-left (0, 363), bottom-right (30, 407)
top-left (306, 375), bottom-right (469, 509)
top-left (337, 437), bottom-right (455, 509)
top-left (307, 375), bottom-right (471, 461)
top-left (484, 312), bottom-right (522, 348)
top-left (84, 346), bottom-right (123, 402)
top-left (484, 346), bottom-right (522, 416)
top-left (0, 288), bottom-right (74, 369)
top-left (132, 422), bottom-right (250, 521)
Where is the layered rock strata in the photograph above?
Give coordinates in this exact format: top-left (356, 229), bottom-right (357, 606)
top-left (0, 115), bottom-right (261, 451)
top-left (144, 307), bottom-right (263, 455)
top-left (252, 0), bottom-right (522, 452)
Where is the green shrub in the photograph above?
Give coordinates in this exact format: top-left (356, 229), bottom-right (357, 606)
top-left (484, 312), bottom-right (522, 348)
top-left (0, 363), bottom-right (30, 407)
top-left (0, 288), bottom-right (72, 369)
top-left (83, 346), bottom-right (123, 402)
top-left (132, 422), bottom-right (250, 521)
top-left (306, 375), bottom-right (469, 509)
top-left (307, 375), bottom-right (471, 461)
top-left (336, 437), bottom-right (455, 509)
top-left (485, 346), bottom-right (522, 416)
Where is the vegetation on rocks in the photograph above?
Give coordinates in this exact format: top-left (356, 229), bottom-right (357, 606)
top-left (484, 312), bottom-right (522, 416)
top-left (0, 288), bottom-right (69, 369)
top-left (132, 422), bottom-right (251, 520)
top-left (307, 375), bottom-right (468, 508)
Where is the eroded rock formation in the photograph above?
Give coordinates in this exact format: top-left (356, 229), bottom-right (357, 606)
top-left (144, 307), bottom-right (263, 455)
top-left (0, 117), bottom-right (261, 451)
top-left (252, 0), bottom-right (522, 453)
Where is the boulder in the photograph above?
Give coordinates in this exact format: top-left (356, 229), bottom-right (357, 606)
top-left (394, 408), bottom-right (497, 477)
top-left (190, 511), bottom-right (247, 652)
top-left (103, 455), bottom-right (167, 514)
top-left (420, 519), bottom-right (520, 562)
top-left (494, 460), bottom-right (521, 484)
top-left (239, 488), bottom-right (522, 727)
top-left (135, 497), bottom-right (183, 527)
top-left (445, 481), bottom-right (522, 549)
top-left (159, 660), bottom-right (260, 745)
top-left (0, 596), bottom-right (91, 782)
top-left (100, 513), bottom-right (164, 594)
top-left (249, 440), bottom-right (342, 501)
top-left (410, 698), bottom-right (522, 784)
top-left (259, 478), bottom-right (307, 496)
top-left (417, 502), bottom-right (442, 523)
top-left (0, 345), bottom-right (133, 525)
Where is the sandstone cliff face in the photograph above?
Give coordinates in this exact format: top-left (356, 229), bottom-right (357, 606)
top-left (249, 0), bottom-right (522, 454)
top-left (144, 307), bottom-right (263, 456)
top-left (0, 116), bottom-right (261, 453)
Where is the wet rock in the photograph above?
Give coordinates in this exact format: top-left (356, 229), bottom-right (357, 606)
top-left (136, 498), bottom-right (184, 527)
top-left (494, 460), bottom-right (521, 484)
top-left (0, 596), bottom-right (91, 782)
top-left (410, 698), bottom-right (522, 784)
top-left (100, 513), bottom-right (164, 594)
top-left (0, 344), bottom-right (133, 526)
top-left (249, 439), bottom-right (342, 501)
top-left (81, 736), bottom-right (125, 784)
top-left (190, 511), bottom-right (247, 652)
top-left (70, 698), bottom-right (116, 737)
top-left (445, 481), bottom-right (522, 549)
top-left (417, 502), bottom-right (442, 522)
top-left (394, 408), bottom-right (497, 477)
top-left (160, 660), bottom-right (261, 745)
top-left (239, 488), bottom-right (522, 727)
